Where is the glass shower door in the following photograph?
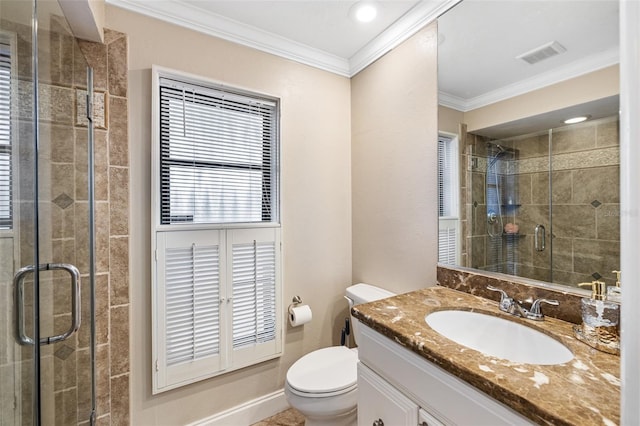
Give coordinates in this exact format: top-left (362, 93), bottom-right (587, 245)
top-left (470, 116), bottom-right (621, 287)
top-left (0, 0), bottom-right (96, 424)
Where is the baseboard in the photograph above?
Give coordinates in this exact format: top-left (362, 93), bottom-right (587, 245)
top-left (186, 389), bottom-right (289, 426)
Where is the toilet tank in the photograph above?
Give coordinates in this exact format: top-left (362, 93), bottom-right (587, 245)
top-left (345, 283), bottom-right (395, 345)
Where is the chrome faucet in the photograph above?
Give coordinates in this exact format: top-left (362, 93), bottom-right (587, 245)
top-left (487, 285), bottom-right (558, 321)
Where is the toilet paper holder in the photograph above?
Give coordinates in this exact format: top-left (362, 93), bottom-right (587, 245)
top-left (288, 295), bottom-right (303, 315)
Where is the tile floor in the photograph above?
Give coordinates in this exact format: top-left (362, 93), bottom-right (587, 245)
top-left (250, 408), bottom-right (304, 426)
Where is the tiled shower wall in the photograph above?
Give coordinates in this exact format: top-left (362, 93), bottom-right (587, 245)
top-left (462, 116), bottom-right (620, 288)
top-left (78, 28), bottom-right (130, 426)
top-left (0, 15), bottom-right (129, 425)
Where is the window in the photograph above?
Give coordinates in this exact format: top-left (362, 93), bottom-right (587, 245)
top-left (437, 134), bottom-right (460, 265)
top-left (152, 67), bottom-right (281, 393)
top-left (0, 36), bottom-right (12, 230)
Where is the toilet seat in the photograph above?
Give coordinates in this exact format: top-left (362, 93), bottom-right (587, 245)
top-left (286, 346), bottom-right (358, 398)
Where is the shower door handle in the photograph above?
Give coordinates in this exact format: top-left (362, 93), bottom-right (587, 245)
top-left (534, 224), bottom-right (546, 252)
top-left (13, 263), bottom-right (81, 346)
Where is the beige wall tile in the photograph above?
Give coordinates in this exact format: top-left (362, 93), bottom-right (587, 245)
top-left (110, 374), bottom-right (130, 426)
top-left (597, 204), bottom-right (621, 240)
top-left (109, 167), bottom-right (129, 235)
top-left (110, 305), bottom-right (129, 376)
top-left (108, 36), bottom-right (128, 97)
top-left (110, 237), bottom-right (129, 306)
top-left (54, 387), bottom-right (78, 426)
top-left (95, 201), bottom-right (110, 274)
top-left (596, 119), bottom-right (619, 148)
top-left (551, 205), bottom-right (596, 239)
top-left (108, 97), bottom-right (128, 167)
top-left (572, 166), bottom-right (620, 204)
top-left (573, 239), bottom-right (620, 283)
top-left (551, 125), bottom-right (596, 154)
top-left (94, 130), bottom-right (110, 202)
top-left (78, 40), bottom-right (108, 92)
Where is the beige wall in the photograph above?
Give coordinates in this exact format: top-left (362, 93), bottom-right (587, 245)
top-left (105, 5), bottom-right (353, 424)
top-left (463, 65), bottom-right (620, 132)
top-left (351, 23), bottom-right (440, 295)
top-left (438, 105), bottom-right (464, 136)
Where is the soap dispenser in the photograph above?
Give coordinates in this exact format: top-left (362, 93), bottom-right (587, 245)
top-left (573, 280), bottom-right (620, 355)
top-left (607, 270), bottom-right (622, 303)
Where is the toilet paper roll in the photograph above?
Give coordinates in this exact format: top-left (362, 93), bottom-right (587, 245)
top-left (289, 304), bottom-right (312, 327)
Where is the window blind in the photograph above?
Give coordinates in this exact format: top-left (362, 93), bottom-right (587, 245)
top-left (0, 40), bottom-right (11, 230)
top-left (159, 77), bottom-right (278, 225)
top-left (437, 136), bottom-right (456, 218)
top-left (232, 240), bottom-right (276, 348)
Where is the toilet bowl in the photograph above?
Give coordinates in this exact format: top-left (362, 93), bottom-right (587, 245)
top-left (284, 284), bottom-right (395, 426)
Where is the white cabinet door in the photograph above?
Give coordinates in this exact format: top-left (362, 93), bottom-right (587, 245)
top-left (358, 363), bottom-right (418, 426)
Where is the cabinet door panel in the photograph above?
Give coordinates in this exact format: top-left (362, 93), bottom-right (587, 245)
top-left (358, 363), bottom-right (418, 426)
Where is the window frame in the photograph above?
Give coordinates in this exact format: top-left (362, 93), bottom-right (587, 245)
top-left (151, 66), bottom-right (283, 393)
top-left (152, 66), bottom-right (281, 232)
top-left (437, 132), bottom-right (461, 265)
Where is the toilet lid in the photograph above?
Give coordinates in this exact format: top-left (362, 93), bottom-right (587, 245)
top-left (286, 346), bottom-right (358, 394)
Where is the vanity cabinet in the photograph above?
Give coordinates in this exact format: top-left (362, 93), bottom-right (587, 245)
top-left (357, 324), bottom-right (535, 426)
top-left (358, 363), bottom-right (418, 426)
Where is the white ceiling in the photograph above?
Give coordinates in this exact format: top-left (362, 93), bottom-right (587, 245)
top-left (438, 0), bottom-right (619, 112)
top-left (107, 0), bottom-right (456, 76)
top-left (180, 0), bottom-right (420, 59)
top-left (108, 0), bottom-right (620, 131)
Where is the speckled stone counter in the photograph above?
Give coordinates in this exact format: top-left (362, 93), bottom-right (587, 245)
top-left (352, 286), bottom-right (620, 426)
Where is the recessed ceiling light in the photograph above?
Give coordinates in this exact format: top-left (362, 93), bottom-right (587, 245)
top-left (350, 1), bottom-right (378, 23)
top-left (564, 116), bottom-right (590, 124)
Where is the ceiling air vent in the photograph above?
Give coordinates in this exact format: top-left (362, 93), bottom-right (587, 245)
top-left (516, 41), bottom-right (566, 65)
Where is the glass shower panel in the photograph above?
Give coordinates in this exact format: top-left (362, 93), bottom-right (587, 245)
top-left (0, 0), bottom-right (96, 424)
top-left (465, 116), bottom-right (620, 289)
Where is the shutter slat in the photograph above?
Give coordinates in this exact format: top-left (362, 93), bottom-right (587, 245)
top-left (232, 241), bottom-right (276, 348)
top-left (165, 244), bottom-right (221, 366)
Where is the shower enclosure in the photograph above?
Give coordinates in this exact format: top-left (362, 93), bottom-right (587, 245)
top-left (464, 115), bottom-right (620, 288)
top-left (0, 0), bottom-right (97, 424)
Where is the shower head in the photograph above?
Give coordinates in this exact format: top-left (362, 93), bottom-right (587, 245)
top-left (487, 142), bottom-right (507, 154)
top-left (487, 143), bottom-right (507, 168)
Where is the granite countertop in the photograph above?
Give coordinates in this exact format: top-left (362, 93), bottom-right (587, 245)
top-left (352, 286), bottom-right (620, 426)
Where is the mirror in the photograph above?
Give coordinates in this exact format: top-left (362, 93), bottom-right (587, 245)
top-left (437, 0), bottom-right (620, 291)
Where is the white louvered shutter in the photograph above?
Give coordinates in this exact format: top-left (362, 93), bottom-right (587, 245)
top-left (438, 220), bottom-right (458, 265)
top-left (155, 230), bottom-right (224, 390)
top-left (228, 227), bottom-right (281, 367)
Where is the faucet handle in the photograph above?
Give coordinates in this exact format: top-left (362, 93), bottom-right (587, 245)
top-left (487, 285), bottom-right (513, 312)
top-left (527, 298), bottom-right (559, 320)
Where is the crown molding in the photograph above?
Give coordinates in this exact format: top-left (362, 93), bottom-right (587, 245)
top-left (107, 0), bottom-right (462, 78)
top-left (349, 0), bottom-right (461, 76)
top-left (106, 0), bottom-right (351, 76)
top-left (440, 47), bottom-right (620, 112)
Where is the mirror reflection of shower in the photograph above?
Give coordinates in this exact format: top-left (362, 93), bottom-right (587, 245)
top-left (486, 143), bottom-right (516, 238)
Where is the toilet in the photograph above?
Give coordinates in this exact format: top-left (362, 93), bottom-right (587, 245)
top-left (284, 283), bottom-right (395, 426)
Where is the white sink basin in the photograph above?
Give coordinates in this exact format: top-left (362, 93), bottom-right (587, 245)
top-left (425, 310), bottom-right (573, 365)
